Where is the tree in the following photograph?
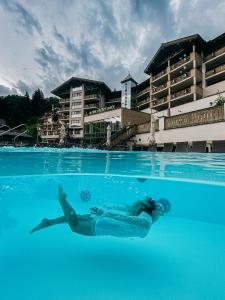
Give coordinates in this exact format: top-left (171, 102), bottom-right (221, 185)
top-left (31, 88), bottom-right (45, 116)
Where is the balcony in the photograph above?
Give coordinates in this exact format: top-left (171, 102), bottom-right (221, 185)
top-left (152, 96), bottom-right (168, 107)
top-left (84, 94), bottom-right (99, 101)
top-left (137, 87), bottom-right (150, 98)
top-left (152, 83), bottom-right (167, 93)
top-left (171, 87), bottom-right (192, 101)
top-left (152, 69), bottom-right (167, 81)
top-left (84, 104), bottom-right (99, 110)
top-left (137, 97), bottom-right (150, 107)
top-left (171, 71), bottom-right (191, 85)
top-left (205, 63), bottom-right (225, 79)
top-left (106, 98), bottom-right (121, 104)
top-left (170, 56), bottom-right (191, 73)
top-left (205, 46), bottom-right (225, 63)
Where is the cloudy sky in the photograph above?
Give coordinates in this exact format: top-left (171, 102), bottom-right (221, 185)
top-left (0, 0), bottom-right (225, 97)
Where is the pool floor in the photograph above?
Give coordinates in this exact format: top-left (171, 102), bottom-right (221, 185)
top-left (1, 216), bottom-right (225, 300)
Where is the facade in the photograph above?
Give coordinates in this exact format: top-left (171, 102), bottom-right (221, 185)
top-left (50, 77), bottom-right (112, 144)
top-left (121, 73), bottom-right (137, 109)
top-left (39, 32), bottom-right (225, 151)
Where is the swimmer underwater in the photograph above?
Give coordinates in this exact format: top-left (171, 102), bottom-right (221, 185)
top-left (30, 185), bottom-right (171, 238)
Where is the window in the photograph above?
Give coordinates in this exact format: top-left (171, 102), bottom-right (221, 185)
top-left (71, 119), bottom-right (81, 125)
top-left (72, 102), bottom-right (82, 109)
top-left (71, 111), bottom-right (81, 118)
top-left (72, 92), bottom-right (82, 99)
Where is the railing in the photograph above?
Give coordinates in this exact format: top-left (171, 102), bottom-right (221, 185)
top-left (84, 94), bottom-right (99, 100)
top-left (152, 69), bottom-right (167, 81)
top-left (152, 83), bottom-right (167, 93)
top-left (137, 87), bottom-right (150, 97)
top-left (171, 55), bottom-right (190, 70)
top-left (205, 63), bottom-right (225, 78)
top-left (137, 122), bottom-right (150, 134)
top-left (106, 98), bottom-right (121, 103)
top-left (171, 87), bottom-right (191, 100)
top-left (205, 46), bottom-right (225, 62)
top-left (165, 105), bottom-right (224, 130)
top-left (84, 104), bottom-right (99, 109)
top-left (137, 97), bottom-right (150, 106)
top-left (109, 125), bottom-right (137, 148)
top-left (0, 124), bottom-right (27, 137)
top-left (152, 97), bottom-right (167, 106)
top-left (171, 71), bottom-right (191, 85)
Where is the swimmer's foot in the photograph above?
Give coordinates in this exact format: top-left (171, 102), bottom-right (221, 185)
top-left (29, 218), bottom-right (51, 234)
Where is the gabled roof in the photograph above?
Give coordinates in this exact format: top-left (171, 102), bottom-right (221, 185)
top-left (51, 76), bottom-right (111, 97)
top-left (121, 73), bottom-right (137, 85)
top-left (144, 34), bottom-right (206, 74)
top-left (205, 32), bottom-right (225, 51)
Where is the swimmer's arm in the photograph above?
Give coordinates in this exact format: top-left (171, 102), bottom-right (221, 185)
top-left (102, 211), bottom-right (152, 228)
top-left (90, 205), bottom-right (128, 215)
top-left (103, 205), bottom-right (129, 212)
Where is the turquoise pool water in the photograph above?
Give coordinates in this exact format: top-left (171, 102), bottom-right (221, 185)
top-left (1, 147), bottom-right (225, 300)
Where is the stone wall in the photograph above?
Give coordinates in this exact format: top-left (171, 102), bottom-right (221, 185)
top-left (121, 108), bottom-right (150, 127)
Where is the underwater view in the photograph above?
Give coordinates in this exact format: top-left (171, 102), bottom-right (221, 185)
top-left (1, 148), bottom-right (225, 300)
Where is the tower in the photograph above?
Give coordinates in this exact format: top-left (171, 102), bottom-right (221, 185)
top-left (121, 73), bottom-right (137, 109)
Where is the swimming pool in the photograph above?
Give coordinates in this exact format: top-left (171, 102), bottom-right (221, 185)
top-left (1, 147), bottom-right (225, 300)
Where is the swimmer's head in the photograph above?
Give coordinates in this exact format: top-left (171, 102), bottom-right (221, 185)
top-left (155, 198), bottom-right (171, 215)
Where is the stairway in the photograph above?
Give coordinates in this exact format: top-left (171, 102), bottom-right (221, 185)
top-left (107, 125), bottom-right (137, 149)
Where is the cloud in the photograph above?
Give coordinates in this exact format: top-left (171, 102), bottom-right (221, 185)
top-left (0, 84), bottom-right (18, 96)
top-left (0, 0), bottom-right (42, 36)
top-left (0, 0), bottom-right (225, 96)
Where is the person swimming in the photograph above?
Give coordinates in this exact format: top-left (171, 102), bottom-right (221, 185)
top-left (30, 185), bottom-right (171, 238)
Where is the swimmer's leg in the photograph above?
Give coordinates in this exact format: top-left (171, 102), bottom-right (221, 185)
top-left (30, 216), bottom-right (66, 234)
top-left (58, 185), bottom-right (79, 232)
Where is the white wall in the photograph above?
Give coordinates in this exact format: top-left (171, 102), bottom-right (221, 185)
top-left (203, 81), bottom-right (225, 97)
top-left (121, 80), bottom-right (136, 109)
top-left (133, 121), bottom-right (225, 145)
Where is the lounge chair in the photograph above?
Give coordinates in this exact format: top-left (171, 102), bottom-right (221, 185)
top-left (212, 140), bottom-right (225, 153)
top-left (163, 143), bottom-right (174, 152)
top-left (191, 141), bottom-right (206, 153)
top-left (175, 142), bottom-right (189, 152)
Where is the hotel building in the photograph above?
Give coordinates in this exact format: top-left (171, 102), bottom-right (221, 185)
top-left (39, 32), bottom-right (225, 151)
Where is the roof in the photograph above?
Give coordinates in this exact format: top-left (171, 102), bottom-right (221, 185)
top-left (121, 73), bottom-right (137, 85)
top-left (205, 32), bottom-right (225, 51)
top-left (51, 76), bottom-right (111, 97)
top-left (144, 34), bottom-right (206, 74)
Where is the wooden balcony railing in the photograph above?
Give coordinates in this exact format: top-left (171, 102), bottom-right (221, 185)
top-left (152, 83), bottom-right (167, 93)
top-left (205, 63), bottom-right (225, 78)
top-left (152, 69), bottom-right (167, 81)
top-left (106, 98), bottom-right (121, 103)
top-left (171, 87), bottom-right (191, 100)
top-left (152, 97), bottom-right (167, 106)
top-left (205, 46), bottom-right (225, 62)
top-left (137, 87), bottom-right (150, 97)
top-left (84, 94), bottom-right (99, 100)
top-left (171, 55), bottom-right (190, 70)
top-left (165, 105), bottom-right (224, 130)
top-left (84, 104), bottom-right (99, 109)
top-left (171, 71), bottom-right (191, 85)
top-left (137, 97), bottom-right (150, 106)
